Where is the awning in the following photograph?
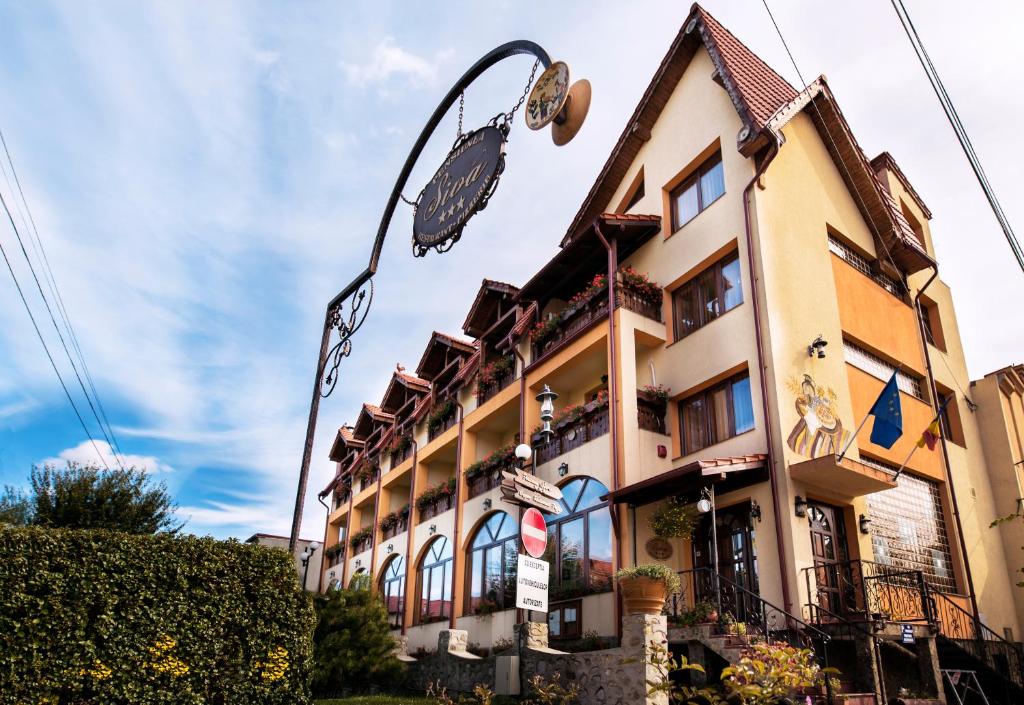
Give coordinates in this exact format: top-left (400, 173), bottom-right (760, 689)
top-left (603, 454), bottom-right (768, 506)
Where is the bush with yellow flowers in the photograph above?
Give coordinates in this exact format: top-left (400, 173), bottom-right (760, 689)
top-left (0, 527), bottom-right (315, 704)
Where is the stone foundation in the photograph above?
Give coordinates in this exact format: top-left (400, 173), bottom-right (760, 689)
top-left (404, 615), bottom-right (669, 705)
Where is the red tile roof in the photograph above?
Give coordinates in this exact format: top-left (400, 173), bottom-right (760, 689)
top-left (397, 371), bottom-right (430, 390)
top-left (510, 302), bottom-right (538, 338)
top-left (870, 151), bottom-right (932, 219)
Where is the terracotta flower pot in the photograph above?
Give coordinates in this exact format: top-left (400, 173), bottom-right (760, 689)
top-left (619, 576), bottom-right (668, 615)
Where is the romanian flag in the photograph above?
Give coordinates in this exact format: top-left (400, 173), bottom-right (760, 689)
top-left (916, 420), bottom-right (941, 451)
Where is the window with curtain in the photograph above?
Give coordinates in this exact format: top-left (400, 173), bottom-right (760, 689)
top-left (379, 555), bottom-right (405, 628)
top-left (541, 477), bottom-right (613, 600)
top-left (671, 252), bottom-right (743, 340)
top-left (679, 372), bottom-right (755, 455)
top-left (670, 151), bottom-right (725, 230)
top-left (418, 536), bottom-right (453, 623)
top-left (467, 512), bottom-right (519, 614)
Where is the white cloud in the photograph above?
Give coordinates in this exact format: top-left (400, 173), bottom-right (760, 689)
top-left (341, 37), bottom-right (452, 89)
top-left (41, 440), bottom-right (174, 474)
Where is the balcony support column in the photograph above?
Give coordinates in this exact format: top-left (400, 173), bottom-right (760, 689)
top-left (402, 436), bottom-right (419, 635)
top-left (449, 398), bottom-right (466, 630)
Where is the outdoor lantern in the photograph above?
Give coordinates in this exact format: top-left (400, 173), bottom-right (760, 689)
top-left (482, 498), bottom-right (492, 511)
top-left (697, 497), bottom-right (713, 514)
top-left (750, 500), bottom-right (762, 523)
top-left (558, 462), bottom-right (569, 477)
top-left (515, 443), bottom-right (533, 465)
top-left (859, 514), bottom-right (872, 534)
top-left (795, 495), bottom-right (809, 518)
top-left (807, 335), bottom-right (828, 359)
top-left (536, 385), bottom-right (558, 441)
top-left (386, 543), bottom-right (394, 554)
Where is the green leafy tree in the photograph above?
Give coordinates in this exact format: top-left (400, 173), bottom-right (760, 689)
top-left (0, 462), bottom-right (181, 534)
top-left (312, 574), bottom-right (404, 694)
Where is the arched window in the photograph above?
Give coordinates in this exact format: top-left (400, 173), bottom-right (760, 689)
top-left (418, 536), bottom-right (453, 623)
top-left (466, 512), bottom-right (519, 614)
top-left (542, 477), bottom-right (613, 598)
top-left (379, 555), bottom-right (405, 628)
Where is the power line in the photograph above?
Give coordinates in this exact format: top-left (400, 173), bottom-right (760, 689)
top-left (0, 213), bottom-right (111, 470)
top-left (0, 186), bottom-right (123, 470)
top-left (0, 129), bottom-right (126, 466)
top-left (890, 0), bottom-right (1024, 273)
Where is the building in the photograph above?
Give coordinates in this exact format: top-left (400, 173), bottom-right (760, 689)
top-left (318, 4), bottom-right (1023, 700)
top-left (245, 533), bottom-right (323, 593)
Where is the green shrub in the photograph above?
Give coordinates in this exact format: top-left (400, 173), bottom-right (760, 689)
top-left (312, 581), bottom-right (404, 694)
top-left (0, 526), bottom-right (314, 704)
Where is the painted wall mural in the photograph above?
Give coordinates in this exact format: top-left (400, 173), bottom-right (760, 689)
top-left (786, 374), bottom-right (850, 458)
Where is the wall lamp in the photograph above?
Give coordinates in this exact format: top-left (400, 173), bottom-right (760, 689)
top-left (386, 543), bottom-right (394, 554)
top-left (859, 514), bottom-right (872, 534)
top-left (482, 498), bottom-right (493, 511)
top-left (696, 487), bottom-right (714, 514)
top-left (354, 558), bottom-right (362, 568)
top-left (808, 335), bottom-right (828, 359)
top-left (750, 500), bottom-right (762, 523)
top-left (429, 524), bottom-right (437, 535)
top-left (795, 495), bottom-right (808, 518)
top-left (558, 462), bottom-right (569, 477)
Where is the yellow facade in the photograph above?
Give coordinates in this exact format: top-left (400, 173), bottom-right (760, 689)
top-left (317, 5), bottom-right (1024, 693)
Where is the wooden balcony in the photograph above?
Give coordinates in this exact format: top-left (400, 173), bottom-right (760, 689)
top-left (476, 366), bottom-right (516, 406)
top-left (637, 396), bottom-right (668, 434)
top-left (418, 494), bottom-right (453, 521)
top-left (533, 399), bottom-right (610, 465)
top-left (466, 460), bottom-right (515, 499)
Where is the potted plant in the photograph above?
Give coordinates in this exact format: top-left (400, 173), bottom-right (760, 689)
top-left (639, 383), bottom-right (671, 407)
top-left (426, 399), bottom-right (455, 435)
top-left (618, 266), bottom-right (662, 305)
top-left (649, 497), bottom-right (697, 539)
top-left (615, 564), bottom-right (681, 615)
top-left (476, 356), bottom-right (515, 401)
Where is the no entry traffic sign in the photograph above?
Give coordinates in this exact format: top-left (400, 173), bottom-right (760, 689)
top-left (521, 507), bottom-right (547, 558)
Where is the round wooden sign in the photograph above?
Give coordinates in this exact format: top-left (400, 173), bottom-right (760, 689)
top-left (645, 537), bottom-right (673, 560)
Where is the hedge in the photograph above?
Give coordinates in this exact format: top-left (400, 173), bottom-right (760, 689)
top-left (0, 526), bottom-right (315, 704)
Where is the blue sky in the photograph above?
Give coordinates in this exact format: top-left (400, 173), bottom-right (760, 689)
top-left (0, 1), bottom-right (1021, 540)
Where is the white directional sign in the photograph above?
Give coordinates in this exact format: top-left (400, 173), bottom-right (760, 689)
top-left (500, 469), bottom-right (563, 514)
top-left (515, 554), bottom-right (549, 612)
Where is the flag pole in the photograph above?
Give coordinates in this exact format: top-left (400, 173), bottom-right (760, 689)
top-left (837, 411), bottom-right (870, 462)
top-left (892, 443), bottom-right (918, 481)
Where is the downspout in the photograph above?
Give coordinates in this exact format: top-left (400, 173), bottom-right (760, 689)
top-left (317, 493), bottom-right (331, 593)
top-left (741, 138), bottom-right (794, 614)
top-left (914, 267), bottom-right (980, 626)
top-left (368, 447), bottom-right (383, 593)
top-left (510, 341), bottom-right (528, 626)
top-left (341, 460), bottom-right (356, 588)
top-left (449, 397), bottom-right (466, 630)
top-left (403, 434), bottom-right (419, 636)
top-left (593, 219), bottom-right (624, 639)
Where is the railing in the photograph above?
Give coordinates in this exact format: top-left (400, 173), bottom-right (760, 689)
top-left (428, 412), bottom-right (457, 441)
top-left (335, 487), bottom-right (351, 508)
top-left (533, 401), bottom-right (610, 465)
top-left (926, 587), bottom-right (1024, 689)
top-left (325, 545), bottom-right (345, 568)
top-left (801, 559), bottom-right (931, 625)
top-left (476, 365), bottom-right (516, 406)
top-left (617, 287), bottom-right (662, 322)
top-left (389, 443), bottom-right (412, 469)
top-left (805, 601), bottom-right (888, 702)
top-left (351, 536), bottom-right (372, 555)
top-left (381, 515), bottom-right (409, 541)
top-left (418, 494), bottom-right (453, 521)
top-left (637, 396), bottom-right (667, 434)
top-left (467, 461), bottom-right (512, 499)
top-left (358, 467), bottom-right (380, 492)
top-left (531, 293), bottom-right (610, 362)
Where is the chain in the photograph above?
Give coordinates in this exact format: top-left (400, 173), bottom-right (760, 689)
top-left (507, 59), bottom-right (540, 123)
top-left (456, 91), bottom-right (465, 140)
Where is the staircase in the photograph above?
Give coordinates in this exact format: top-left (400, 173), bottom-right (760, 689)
top-left (927, 590), bottom-right (1024, 705)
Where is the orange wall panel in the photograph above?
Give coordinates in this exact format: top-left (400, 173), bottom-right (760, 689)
top-left (831, 255), bottom-right (925, 376)
top-left (847, 366), bottom-right (943, 481)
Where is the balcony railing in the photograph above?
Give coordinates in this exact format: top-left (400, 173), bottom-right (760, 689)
top-left (533, 399), bottom-right (610, 466)
top-left (380, 513), bottom-right (409, 541)
top-left (467, 460), bottom-right (514, 499)
top-left (325, 545), bottom-right (345, 567)
top-left (637, 396), bottom-right (668, 434)
top-left (476, 365), bottom-right (516, 406)
top-left (357, 467), bottom-right (380, 492)
top-left (389, 443), bottom-right (413, 469)
top-left (427, 410), bottom-right (457, 441)
top-left (350, 535), bottom-right (372, 555)
top-left (530, 286), bottom-right (662, 363)
top-left (418, 494), bottom-right (453, 521)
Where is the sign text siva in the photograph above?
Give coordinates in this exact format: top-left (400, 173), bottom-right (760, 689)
top-left (413, 126), bottom-right (503, 247)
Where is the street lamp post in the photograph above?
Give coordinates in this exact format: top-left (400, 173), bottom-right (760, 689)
top-left (300, 541), bottom-right (321, 591)
top-left (288, 40), bottom-right (590, 552)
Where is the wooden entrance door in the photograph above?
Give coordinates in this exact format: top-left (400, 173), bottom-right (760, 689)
top-left (692, 502), bottom-right (758, 619)
top-left (807, 501), bottom-right (851, 617)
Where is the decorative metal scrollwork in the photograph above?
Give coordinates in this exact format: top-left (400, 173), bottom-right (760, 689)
top-left (320, 278), bottom-right (374, 398)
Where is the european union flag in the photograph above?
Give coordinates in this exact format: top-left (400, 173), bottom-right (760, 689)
top-left (868, 373), bottom-right (903, 449)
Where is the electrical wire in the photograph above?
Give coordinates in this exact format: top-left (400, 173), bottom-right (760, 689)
top-left (0, 186), bottom-right (123, 470)
top-left (0, 129), bottom-right (126, 467)
top-left (890, 0), bottom-right (1024, 273)
top-left (0, 215), bottom-right (111, 470)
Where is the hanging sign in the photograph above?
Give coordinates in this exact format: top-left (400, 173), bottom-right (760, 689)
top-left (412, 124), bottom-right (506, 257)
top-left (515, 554), bottom-right (549, 612)
top-left (521, 508), bottom-right (548, 558)
top-left (500, 468), bottom-right (562, 514)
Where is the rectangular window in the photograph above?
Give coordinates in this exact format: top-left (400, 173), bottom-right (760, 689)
top-left (864, 463), bottom-right (957, 592)
top-left (671, 152), bottom-right (725, 230)
top-left (678, 372), bottom-right (755, 455)
top-left (672, 251), bottom-right (743, 340)
top-left (918, 298), bottom-right (946, 351)
top-left (842, 340), bottom-right (924, 400)
top-left (547, 600), bottom-right (582, 640)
